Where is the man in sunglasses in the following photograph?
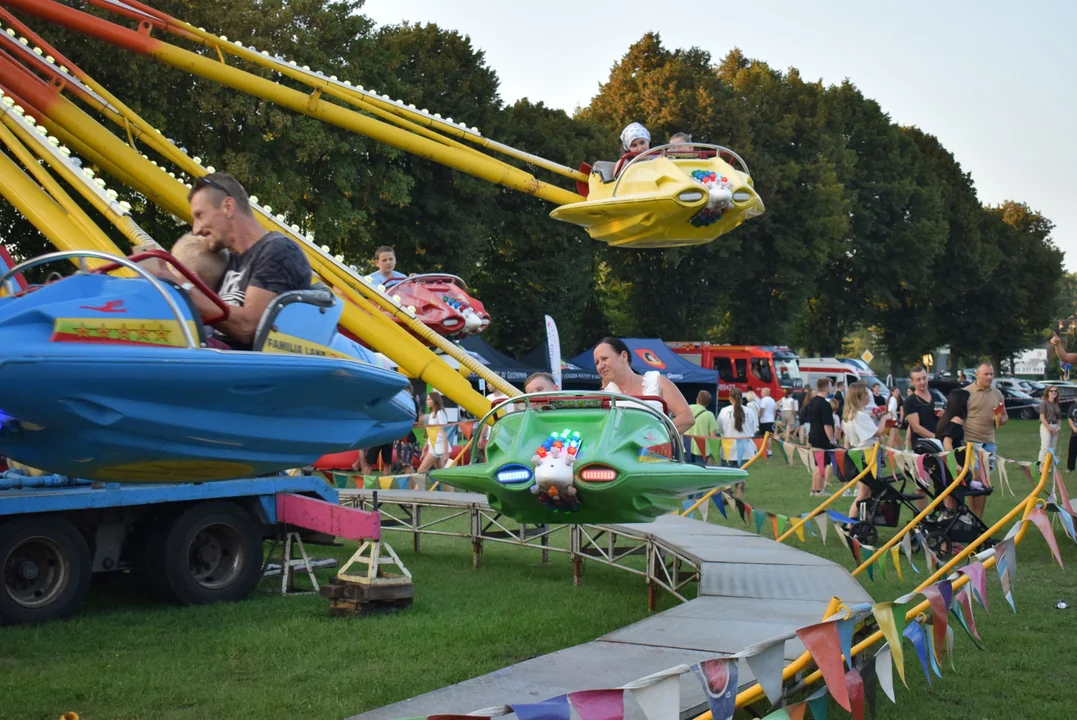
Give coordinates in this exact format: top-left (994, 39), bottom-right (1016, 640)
top-left (185, 172), bottom-right (312, 349)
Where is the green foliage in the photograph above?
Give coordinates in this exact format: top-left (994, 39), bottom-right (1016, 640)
top-left (0, 7), bottom-right (1065, 364)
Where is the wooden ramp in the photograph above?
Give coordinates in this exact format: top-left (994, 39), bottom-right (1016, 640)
top-left (342, 491), bottom-right (871, 720)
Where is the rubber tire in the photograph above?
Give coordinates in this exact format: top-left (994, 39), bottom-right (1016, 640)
top-left (0, 516), bottom-right (92, 625)
top-left (128, 514), bottom-right (178, 602)
top-left (159, 502), bottom-right (264, 606)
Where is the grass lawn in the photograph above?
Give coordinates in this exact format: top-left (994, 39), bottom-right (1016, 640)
top-left (1, 420), bottom-right (1074, 719)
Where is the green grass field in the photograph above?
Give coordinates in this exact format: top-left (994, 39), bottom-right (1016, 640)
top-left (1, 420), bottom-right (1074, 720)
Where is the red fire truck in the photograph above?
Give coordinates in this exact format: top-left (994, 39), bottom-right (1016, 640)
top-left (666, 343), bottom-right (802, 402)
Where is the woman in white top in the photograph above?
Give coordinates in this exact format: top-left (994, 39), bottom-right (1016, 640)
top-left (778, 393), bottom-right (798, 441)
top-left (717, 388), bottom-right (758, 467)
top-left (843, 381), bottom-right (886, 521)
top-left (416, 391), bottom-right (450, 486)
top-left (594, 337), bottom-right (694, 434)
top-left (886, 386), bottom-right (903, 448)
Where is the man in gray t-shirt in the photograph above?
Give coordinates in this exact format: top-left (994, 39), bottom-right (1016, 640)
top-left (185, 173), bottom-right (312, 349)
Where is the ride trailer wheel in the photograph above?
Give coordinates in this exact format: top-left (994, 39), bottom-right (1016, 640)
top-left (0, 517), bottom-right (91, 625)
top-left (160, 502), bottom-right (264, 606)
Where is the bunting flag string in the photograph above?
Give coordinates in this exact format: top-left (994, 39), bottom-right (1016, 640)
top-left (692, 658), bottom-right (738, 720)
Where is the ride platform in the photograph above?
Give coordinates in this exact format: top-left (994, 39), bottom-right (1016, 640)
top-left (341, 491), bottom-right (871, 720)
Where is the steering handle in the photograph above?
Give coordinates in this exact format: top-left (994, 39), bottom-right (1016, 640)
top-left (95, 250), bottom-right (231, 324)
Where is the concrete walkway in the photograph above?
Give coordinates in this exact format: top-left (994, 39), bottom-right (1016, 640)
top-left (346, 494), bottom-right (872, 720)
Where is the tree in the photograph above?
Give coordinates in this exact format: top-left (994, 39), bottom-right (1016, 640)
top-left (978, 202), bottom-right (1063, 368)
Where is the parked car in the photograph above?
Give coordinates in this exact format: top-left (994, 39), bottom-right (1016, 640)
top-left (1018, 380), bottom-right (1046, 398)
top-left (1001, 387), bottom-right (1039, 420)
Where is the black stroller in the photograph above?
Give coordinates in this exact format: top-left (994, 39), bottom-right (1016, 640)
top-left (838, 450), bottom-right (926, 546)
top-left (912, 438), bottom-right (995, 560)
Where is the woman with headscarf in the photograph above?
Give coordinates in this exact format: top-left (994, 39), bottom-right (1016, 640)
top-left (593, 337), bottom-right (694, 434)
top-left (614, 122), bottom-right (652, 176)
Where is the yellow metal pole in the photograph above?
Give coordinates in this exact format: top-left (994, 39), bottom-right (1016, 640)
top-left (723, 456), bottom-right (1053, 712)
top-left (0, 144), bottom-right (104, 258)
top-left (0, 117), bottom-right (120, 256)
top-left (775, 444), bottom-right (880, 543)
top-left (850, 443), bottom-right (974, 577)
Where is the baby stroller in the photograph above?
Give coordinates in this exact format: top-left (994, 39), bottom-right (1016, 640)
top-left (839, 449), bottom-right (926, 547)
top-left (912, 438), bottom-right (995, 560)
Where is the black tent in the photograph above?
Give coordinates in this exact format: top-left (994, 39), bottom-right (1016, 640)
top-left (519, 345), bottom-right (602, 387)
top-left (457, 335), bottom-right (533, 383)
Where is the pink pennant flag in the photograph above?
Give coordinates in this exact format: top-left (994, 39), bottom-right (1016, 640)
top-left (957, 562), bottom-right (989, 613)
top-left (1028, 506), bottom-right (1064, 568)
top-left (954, 587), bottom-right (981, 640)
top-left (1055, 468), bottom-right (1075, 514)
top-left (568, 689), bottom-right (625, 720)
top-left (915, 454), bottom-right (929, 484)
top-left (845, 668), bottom-right (865, 720)
top-left (814, 451), bottom-right (826, 473)
top-left (797, 622), bottom-right (851, 711)
top-left (920, 585), bottom-right (949, 663)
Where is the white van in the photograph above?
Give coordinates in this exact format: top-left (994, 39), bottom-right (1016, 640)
top-left (798, 358), bottom-right (888, 395)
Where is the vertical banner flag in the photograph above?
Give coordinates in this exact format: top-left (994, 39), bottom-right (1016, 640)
top-left (545, 315), bottom-right (562, 389)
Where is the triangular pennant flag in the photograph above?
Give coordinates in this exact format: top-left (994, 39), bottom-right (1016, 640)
top-left (512, 695), bottom-right (571, 720)
top-left (762, 709), bottom-right (791, 720)
top-left (805, 686), bottom-right (829, 720)
top-left (427, 425), bottom-right (441, 451)
top-left (826, 510), bottom-right (858, 525)
top-left (627, 673), bottom-right (680, 720)
top-left (777, 514), bottom-right (787, 537)
top-left (816, 515), bottom-right (829, 545)
top-left (1059, 506), bottom-right (1077, 544)
top-left (692, 658), bottom-right (737, 720)
top-left (901, 622), bottom-right (932, 686)
top-left (742, 639), bottom-right (787, 707)
top-left (871, 602), bottom-right (907, 687)
top-left (878, 552), bottom-right (887, 579)
top-left (795, 521), bottom-right (806, 544)
top-left (713, 493), bottom-right (728, 519)
top-left (850, 536), bottom-right (862, 566)
top-left (998, 460), bottom-right (1012, 496)
top-left (890, 546), bottom-right (904, 581)
top-left (946, 624), bottom-right (957, 671)
top-left (978, 448), bottom-right (991, 487)
top-left (1055, 468), bottom-right (1074, 513)
top-left (798, 447), bottom-right (813, 472)
top-left (568, 689), bottom-right (624, 720)
top-left (836, 617), bottom-right (856, 671)
top-left (721, 438), bottom-right (735, 462)
top-left (875, 644), bottom-right (896, 704)
top-left (900, 532), bottom-right (918, 574)
top-left (849, 449), bottom-right (865, 473)
top-left (1028, 506), bottom-right (1065, 568)
top-left (755, 509), bottom-right (766, 535)
top-left (378, 477), bottom-right (393, 490)
top-left (796, 622), bottom-right (851, 711)
top-left (770, 514), bottom-right (780, 539)
top-left (814, 451), bottom-right (826, 472)
top-left (833, 523), bottom-right (850, 552)
top-left (844, 669), bottom-right (865, 720)
top-left (787, 703), bottom-right (808, 720)
top-left (834, 448), bottom-right (846, 475)
top-left (951, 589), bottom-right (984, 649)
top-left (944, 452), bottom-right (960, 481)
top-left (866, 560), bottom-right (874, 582)
top-left (888, 449), bottom-right (901, 476)
top-left (920, 584), bottom-right (950, 663)
top-left (735, 498), bottom-right (747, 523)
top-left (925, 626), bottom-right (944, 679)
top-left (775, 440), bottom-right (790, 465)
top-left (396, 476), bottom-right (409, 489)
top-left (460, 421), bottom-right (474, 440)
top-left (681, 499), bottom-right (695, 514)
top-left (1021, 464), bottom-right (1034, 486)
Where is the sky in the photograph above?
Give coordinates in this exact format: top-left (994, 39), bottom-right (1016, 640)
top-left (362, 0), bottom-right (1077, 269)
